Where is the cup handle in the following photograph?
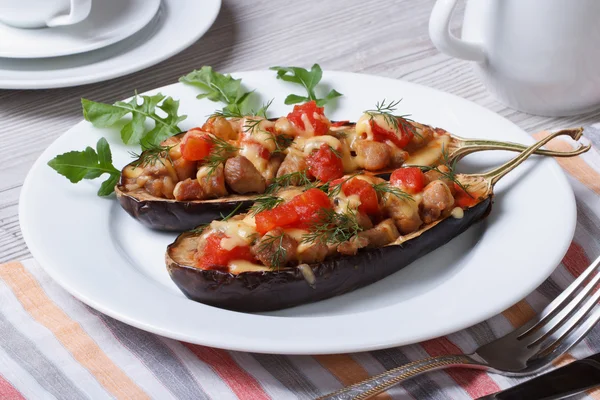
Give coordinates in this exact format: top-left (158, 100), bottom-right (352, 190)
top-left (46, 0), bottom-right (92, 27)
top-left (429, 0), bottom-right (486, 62)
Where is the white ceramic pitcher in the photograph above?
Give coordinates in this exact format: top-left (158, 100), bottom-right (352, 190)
top-left (429, 0), bottom-right (600, 117)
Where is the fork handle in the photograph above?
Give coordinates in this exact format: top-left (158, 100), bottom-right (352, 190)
top-left (317, 354), bottom-right (482, 400)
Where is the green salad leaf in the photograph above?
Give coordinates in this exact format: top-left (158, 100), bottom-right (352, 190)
top-left (82, 93), bottom-right (187, 147)
top-left (270, 64), bottom-right (342, 106)
top-left (47, 138), bottom-right (120, 196)
top-left (179, 66), bottom-right (254, 116)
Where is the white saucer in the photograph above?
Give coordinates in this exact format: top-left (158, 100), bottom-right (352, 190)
top-left (0, 0), bottom-right (161, 59)
top-left (0, 0), bottom-right (221, 89)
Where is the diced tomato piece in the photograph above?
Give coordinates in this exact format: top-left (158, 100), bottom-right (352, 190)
top-left (254, 188), bottom-right (332, 234)
top-left (453, 183), bottom-right (478, 209)
top-left (255, 203), bottom-right (299, 235)
top-left (390, 167), bottom-right (426, 194)
top-left (286, 100), bottom-right (330, 136)
top-left (370, 119), bottom-right (413, 149)
top-left (197, 232), bottom-right (256, 270)
top-left (342, 178), bottom-right (379, 214)
top-left (331, 120), bottom-right (350, 127)
top-left (180, 129), bottom-right (214, 161)
top-left (287, 188), bottom-right (332, 228)
top-left (306, 143), bottom-right (344, 182)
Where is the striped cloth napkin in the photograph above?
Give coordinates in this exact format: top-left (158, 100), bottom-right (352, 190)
top-left (2, 127), bottom-right (600, 400)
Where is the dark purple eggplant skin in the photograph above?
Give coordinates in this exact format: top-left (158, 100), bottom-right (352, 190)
top-left (166, 197), bottom-right (492, 312)
top-left (115, 187), bottom-right (255, 231)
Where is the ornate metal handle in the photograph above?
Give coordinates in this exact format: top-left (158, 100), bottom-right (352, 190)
top-left (317, 354), bottom-right (482, 400)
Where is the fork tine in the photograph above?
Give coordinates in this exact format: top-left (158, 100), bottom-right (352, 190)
top-left (530, 288), bottom-right (600, 359)
top-left (514, 255), bottom-right (600, 339)
top-left (519, 259), bottom-right (600, 346)
top-left (527, 304), bottom-right (600, 371)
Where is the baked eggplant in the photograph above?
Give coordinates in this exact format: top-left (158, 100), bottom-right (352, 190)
top-left (166, 129), bottom-right (586, 312)
top-left (117, 121), bottom-right (587, 231)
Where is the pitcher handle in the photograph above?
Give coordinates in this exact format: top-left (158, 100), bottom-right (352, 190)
top-left (46, 0), bottom-right (92, 27)
top-left (429, 0), bottom-right (486, 62)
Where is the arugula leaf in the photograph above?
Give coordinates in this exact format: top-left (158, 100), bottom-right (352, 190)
top-left (179, 66), bottom-right (253, 115)
top-left (81, 93), bottom-right (186, 147)
top-left (270, 63), bottom-right (342, 106)
top-left (47, 138), bottom-right (121, 196)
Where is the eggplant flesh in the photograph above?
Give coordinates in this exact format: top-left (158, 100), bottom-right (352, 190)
top-left (166, 198), bottom-right (492, 313)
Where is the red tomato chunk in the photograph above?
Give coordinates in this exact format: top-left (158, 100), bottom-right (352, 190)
top-left (390, 167), bottom-right (426, 194)
top-left (286, 100), bottom-right (330, 136)
top-left (180, 129), bottom-right (214, 161)
top-left (306, 143), bottom-right (344, 183)
top-left (197, 232), bottom-right (255, 270)
top-left (342, 178), bottom-right (379, 215)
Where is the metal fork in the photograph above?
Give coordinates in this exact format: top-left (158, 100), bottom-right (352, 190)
top-left (319, 255), bottom-right (600, 400)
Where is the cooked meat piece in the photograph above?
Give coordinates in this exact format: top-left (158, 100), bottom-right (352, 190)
top-left (197, 164), bottom-right (228, 198)
top-left (404, 124), bottom-right (435, 151)
top-left (173, 178), bottom-right (203, 201)
top-left (358, 219), bottom-right (400, 248)
top-left (297, 242), bottom-right (328, 264)
top-left (424, 165), bottom-right (456, 195)
top-left (383, 193), bottom-right (422, 234)
top-left (354, 140), bottom-right (391, 171)
top-left (251, 228), bottom-right (298, 267)
top-left (389, 148), bottom-right (409, 168)
top-left (201, 117), bottom-right (236, 140)
top-left (173, 157), bottom-right (197, 181)
top-left (421, 180), bottom-right (455, 224)
top-left (337, 236), bottom-right (369, 256)
top-left (144, 175), bottom-right (176, 199)
top-left (276, 149), bottom-right (307, 181)
top-left (356, 212), bottom-right (374, 230)
top-left (224, 156), bottom-right (267, 194)
top-left (264, 153), bottom-right (285, 185)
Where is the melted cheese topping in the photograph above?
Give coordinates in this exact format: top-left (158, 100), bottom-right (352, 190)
top-left (334, 192), bottom-right (361, 214)
top-left (210, 220), bottom-right (257, 251)
top-left (228, 260), bottom-right (270, 273)
top-left (240, 143), bottom-right (269, 175)
top-left (284, 228), bottom-right (314, 255)
top-left (404, 135), bottom-right (452, 166)
top-left (196, 165), bottom-right (211, 182)
top-left (451, 207), bottom-right (464, 219)
top-left (356, 113), bottom-right (394, 141)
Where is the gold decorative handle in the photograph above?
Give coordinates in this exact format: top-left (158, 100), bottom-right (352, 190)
top-left (317, 354), bottom-right (480, 400)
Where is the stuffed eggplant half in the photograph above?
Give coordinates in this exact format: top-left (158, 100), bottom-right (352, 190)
top-left (117, 101), bottom-right (587, 231)
top-left (166, 129), bottom-right (586, 312)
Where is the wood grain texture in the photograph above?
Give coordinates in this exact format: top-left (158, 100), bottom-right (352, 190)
top-left (1, 0), bottom-right (599, 262)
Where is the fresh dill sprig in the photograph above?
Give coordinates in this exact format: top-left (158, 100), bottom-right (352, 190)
top-left (418, 144), bottom-right (473, 197)
top-left (129, 143), bottom-right (174, 168)
top-left (189, 203), bottom-right (244, 234)
top-left (203, 135), bottom-right (239, 177)
top-left (328, 145), bottom-right (342, 159)
top-left (257, 232), bottom-right (288, 269)
top-left (249, 196), bottom-right (284, 215)
top-left (266, 170), bottom-right (313, 193)
top-left (372, 182), bottom-right (413, 202)
top-left (363, 99), bottom-right (420, 138)
top-left (301, 208), bottom-right (364, 246)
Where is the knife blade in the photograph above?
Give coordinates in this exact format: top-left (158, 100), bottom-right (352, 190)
top-left (477, 353), bottom-right (600, 400)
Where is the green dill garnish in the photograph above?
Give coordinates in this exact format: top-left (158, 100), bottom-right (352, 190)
top-left (249, 196), bottom-right (284, 215)
top-left (363, 99), bottom-right (420, 139)
top-left (189, 203), bottom-right (244, 234)
top-left (328, 145), bottom-right (342, 158)
top-left (266, 170), bottom-right (313, 193)
top-left (301, 208), bottom-right (364, 246)
top-left (257, 232), bottom-right (288, 269)
top-left (372, 182), bottom-right (413, 202)
top-left (418, 144), bottom-right (473, 197)
top-left (129, 143), bottom-right (174, 168)
top-left (203, 135), bottom-right (239, 177)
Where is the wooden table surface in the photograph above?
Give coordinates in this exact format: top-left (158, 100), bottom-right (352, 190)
top-left (1, 0), bottom-right (599, 262)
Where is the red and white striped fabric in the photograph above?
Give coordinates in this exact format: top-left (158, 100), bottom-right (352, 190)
top-left (2, 128), bottom-right (600, 400)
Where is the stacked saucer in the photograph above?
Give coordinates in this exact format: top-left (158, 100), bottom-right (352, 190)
top-left (0, 0), bottom-right (221, 89)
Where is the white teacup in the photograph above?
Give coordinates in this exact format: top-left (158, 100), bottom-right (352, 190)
top-left (429, 0), bottom-right (600, 117)
top-left (0, 0), bottom-right (92, 29)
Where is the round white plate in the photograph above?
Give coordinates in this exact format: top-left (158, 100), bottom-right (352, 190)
top-left (0, 0), bottom-right (160, 58)
top-left (20, 71), bottom-right (576, 354)
top-left (0, 0), bottom-right (220, 88)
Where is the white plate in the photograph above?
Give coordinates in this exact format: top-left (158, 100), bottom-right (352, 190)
top-left (20, 71), bottom-right (576, 354)
top-left (0, 0), bottom-right (220, 88)
top-left (0, 0), bottom-right (160, 58)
